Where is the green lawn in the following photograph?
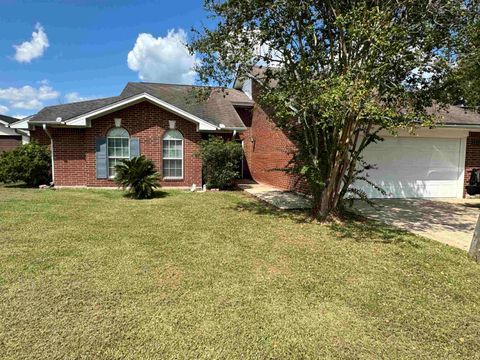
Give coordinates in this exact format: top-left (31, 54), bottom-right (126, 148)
top-left (1, 186), bottom-right (479, 359)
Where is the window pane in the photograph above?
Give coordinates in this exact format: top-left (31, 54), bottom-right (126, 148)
top-left (163, 130), bottom-right (183, 141)
top-left (162, 140), bottom-right (169, 157)
top-left (163, 139), bottom-right (183, 159)
top-left (108, 139), bottom-right (114, 156)
top-left (163, 159), bottom-right (182, 178)
top-left (107, 127), bottom-right (129, 138)
top-left (162, 132), bottom-right (183, 177)
top-left (107, 128), bottom-right (130, 177)
top-left (109, 158), bottom-right (117, 177)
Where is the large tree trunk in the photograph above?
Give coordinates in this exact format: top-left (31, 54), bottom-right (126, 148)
top-left (311, 176), bottom-right (345, 221)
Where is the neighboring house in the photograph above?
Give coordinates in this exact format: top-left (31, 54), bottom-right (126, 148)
top-left (11, 79), bottom-right (480, 199)
top-left (0, 115), bottom-right (29, 153)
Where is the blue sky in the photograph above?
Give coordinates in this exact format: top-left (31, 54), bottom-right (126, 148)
top-left (0, 0), bottom-right (212, 118)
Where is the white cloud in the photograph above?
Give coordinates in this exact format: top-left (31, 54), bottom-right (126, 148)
top-left (12, 99), bottom-right (43, 110)
top-left (11, 114), bottom-right (29, 120)
top-left (0, 105), bottom-right (8, 114)
top-left (65, 92), bottom-right (93, 103)
top-left (0, 84), bottom-right (60, 110)
top-left (127, 29), bottom-right (197, 84)
top-left (13, 23), bottom-right (49, 63)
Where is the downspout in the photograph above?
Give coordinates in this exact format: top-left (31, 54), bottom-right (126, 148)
top-left (42, 124), bottom-right (54, 184)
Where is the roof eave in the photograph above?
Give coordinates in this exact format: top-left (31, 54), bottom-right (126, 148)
top-left (8, 118), bottom-right (31, 130)
top-left (199, 126), bottom-right (248, 133)
top-left (64, 92), bottom-right (218, 131)
top-left (437, 123), bottom-right (480, 129)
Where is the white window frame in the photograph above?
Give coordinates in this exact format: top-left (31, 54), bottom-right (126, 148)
top-left (162, 130), bottom-right (184, 180)
top-left (107, 127), bottom-right (130, 179)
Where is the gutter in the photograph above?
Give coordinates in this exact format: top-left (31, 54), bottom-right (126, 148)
top-left (42, 124), bottom-right (55, 184)
top-left (437, 124), bottom-right (480, 130)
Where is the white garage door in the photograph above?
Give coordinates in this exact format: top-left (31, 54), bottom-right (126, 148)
top-left (357, 137), bottom-right (465, 198)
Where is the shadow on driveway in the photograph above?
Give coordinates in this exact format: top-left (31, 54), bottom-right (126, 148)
top-left (354, 199), bottom-right (479, 250)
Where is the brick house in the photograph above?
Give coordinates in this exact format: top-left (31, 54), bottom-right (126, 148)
top-left (0, 115), bottom-right (29, 153)
top-left (8, 80), bottom-right (480, 198)
top-left (11, 82), bottom-right (251, 188)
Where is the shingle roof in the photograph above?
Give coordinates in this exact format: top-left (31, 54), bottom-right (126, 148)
top-left (29, 96), bottom-right (121, 124)
top-left (120, 82), bottom-right (253, 128)
top-left (428, 105), bottom-right (480, 126)
top-left (0, 114), bottom-right (20, 125)
top-left (29, 82), bottom-right (254, 129)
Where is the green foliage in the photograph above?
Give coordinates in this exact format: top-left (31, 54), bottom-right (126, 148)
top-left (0, 142), bottom-right (51, 187)
top-left (114, 155), bottom-right (161, 199)
top-left (190, 0), bottom-right (467, 220)
top-left (196, 137), bottom-right (242, 189)
top-left (443, 1), bottom-right (480, 109)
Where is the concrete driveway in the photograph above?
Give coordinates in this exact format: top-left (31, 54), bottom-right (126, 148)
top-left (355, 199), bottom-right (480, 251)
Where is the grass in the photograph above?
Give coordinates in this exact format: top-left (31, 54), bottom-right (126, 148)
top-left (1, 186), bottom-right (480, 359)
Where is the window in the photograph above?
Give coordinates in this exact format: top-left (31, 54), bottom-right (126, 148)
top-left (163, 130), bottom-right (183, 179)
top-left (107, 127), bottom-right (130, 178)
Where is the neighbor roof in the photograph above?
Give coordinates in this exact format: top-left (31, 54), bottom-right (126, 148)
top-left (0, 114), bottom-right (20, 125)
top-left (29, 82), bottom-right (254, 130)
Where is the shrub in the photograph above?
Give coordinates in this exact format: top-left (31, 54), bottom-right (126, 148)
top-left (114, 155), bottom-right (161, 199)
top-left (196, 137), bottom-right (243, 189)
top-left (0, 142), bottom-right (51, 187)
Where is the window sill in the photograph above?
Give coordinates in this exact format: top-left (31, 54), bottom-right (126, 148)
top-left (163, 177), bottom-right (184, 181)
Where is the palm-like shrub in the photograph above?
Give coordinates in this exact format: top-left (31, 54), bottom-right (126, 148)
top-left (114, 155), bottom-right (161, 199)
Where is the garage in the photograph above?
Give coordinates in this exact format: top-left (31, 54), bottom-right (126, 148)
top-left (357, 135), bottom-right (466, 199)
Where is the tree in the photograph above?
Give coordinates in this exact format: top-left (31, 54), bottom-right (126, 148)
top-left (443, 1), bottom-right (480, 109)
top-left (0, 142), bottom-right (51, 187)
top-left (114, 156), bottom-right (161, 199)
top-left (190, 0), bottom-right (466, 220)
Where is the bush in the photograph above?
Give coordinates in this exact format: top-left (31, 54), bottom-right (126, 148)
top-left (196, 137), bottom-right (243, 189)
top-left (0, 142), bottom-right (52, 187)
top-left (114, 155), bottom-right (161, 199)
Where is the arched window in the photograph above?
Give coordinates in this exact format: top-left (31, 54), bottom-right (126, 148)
top-left (163, 130), bottom-right (183, 179)
top-left (107, 127), bottom-right (130, 178)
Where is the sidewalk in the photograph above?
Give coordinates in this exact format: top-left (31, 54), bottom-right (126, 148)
top-left (238, 182), bottom-right (311, 210)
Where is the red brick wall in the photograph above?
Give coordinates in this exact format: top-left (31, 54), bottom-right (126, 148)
top-left (31, 128), bottom-right (51, 146)
top-left (32, 101), bottom-right (202, 187)
top-left (240, 83), bottom-right (298, 190)
top-left (465, 132), bottom-right (480, 191)
top-left (0, 136), bottom-right (22, 153)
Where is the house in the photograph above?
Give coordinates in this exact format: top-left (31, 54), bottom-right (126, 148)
top-left (12, 82), bottom-right (253, 188)
top-left (235, 76), bottom-right (480, 199)
top-left (0, 115), bottom-right (29, 153)
top-left (11, 80), bottom-right (480, 199)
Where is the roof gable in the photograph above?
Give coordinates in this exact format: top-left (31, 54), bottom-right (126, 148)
top-left (65, 92), bottom-right (218, 131)
top-left (121, 82), bottom-right (252, 129)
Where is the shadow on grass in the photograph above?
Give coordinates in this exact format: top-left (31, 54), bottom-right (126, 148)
top-left (330, 219), bottom-right (421, 247)
top-left (122, 190), bottom-right (170, 200)
top-left (1, 182), bottom-right (30, 189)
top-left (234, 199), bottom-right (311, 223)
top-left (235, 197), bottom-right (418, 246)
